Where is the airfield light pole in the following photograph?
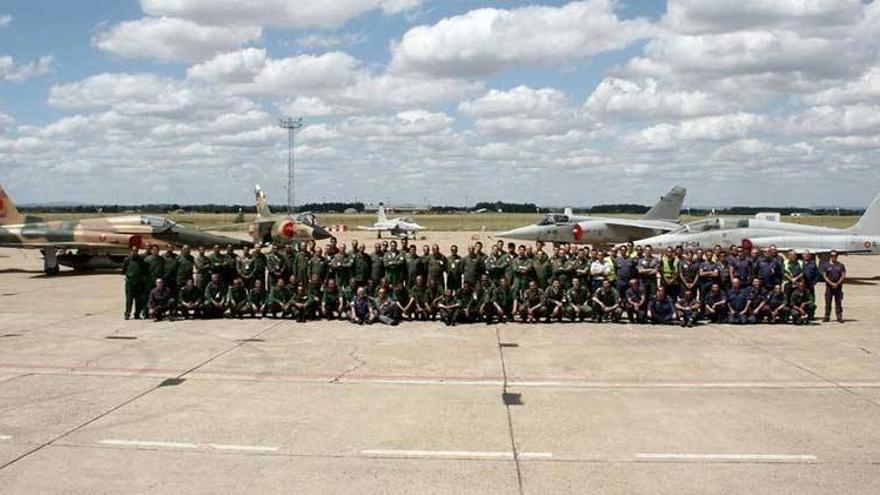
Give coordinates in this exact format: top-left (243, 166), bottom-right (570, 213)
top-left (279, 116), bottom-right (303, 214)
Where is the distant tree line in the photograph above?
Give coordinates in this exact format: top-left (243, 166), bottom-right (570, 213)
top-left (18, 203), bottom-right (865, 216)
top-left (19, 202), bottom-right (366, 214)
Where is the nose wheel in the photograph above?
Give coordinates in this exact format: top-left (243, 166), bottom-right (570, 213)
top-left (42, 247), bottom-right (60, 276)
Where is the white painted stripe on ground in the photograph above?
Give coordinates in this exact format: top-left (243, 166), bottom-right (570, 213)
top-left (636, 453), bottom-right (817, 462)
top-left (0, 435), bottom-right (12, 440)
top-left (100, 439), bottom-right (197, 449)
top-left (508, 381), bottom-right (880, 389)
top-left (208, 443), bottom-right (280, 453)
top-left (100, 439), bottom-right (279, 453)
top-left (361, 449), bottom-right (552, 460)
top-left (344, 379), bottom-right (504, 386)
top-left (339, 378), bottom-right (880, 389)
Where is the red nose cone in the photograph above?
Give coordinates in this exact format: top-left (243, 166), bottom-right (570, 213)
top-left (741, 238), bottom-right (754, 251)
top-left (572, 224), bottom-right (584, 242)
top-left (282, 221), bottom-right (296, 238)
top-left (128, 235), bottom-right (142, 249)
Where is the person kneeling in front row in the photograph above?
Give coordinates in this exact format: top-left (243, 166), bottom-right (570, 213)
top-left (148, 278), bottom-right (175, 322)
top-left (648, 286), bottom-right (676, 325)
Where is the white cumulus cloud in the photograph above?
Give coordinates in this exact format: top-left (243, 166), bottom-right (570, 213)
top-left (140, 0), bottom-right (421, 28)
top-left (0, 55), bottom-right (53, 82)
top-left (94, 16), bottom-right (261, 62)
top-left (391, 0), bottom-right (654, 77)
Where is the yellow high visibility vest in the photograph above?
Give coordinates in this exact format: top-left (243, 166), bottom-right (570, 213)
top-left (661, 257), bottom-right (679, 278)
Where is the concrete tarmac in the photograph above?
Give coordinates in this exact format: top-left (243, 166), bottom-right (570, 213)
top-left (0, 237), bottom-right (879, 494)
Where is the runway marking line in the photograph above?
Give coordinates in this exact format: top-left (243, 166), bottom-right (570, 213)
top-left (99, 439), bottom-right (279, 453)
top-left (0, 435), bottom-right (12, 440)
top-left (636, 453), bottom-right (817, 462)
top-left (361, 449), bottom-right (552, 460)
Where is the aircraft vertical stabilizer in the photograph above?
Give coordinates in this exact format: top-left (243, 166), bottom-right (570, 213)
top-left (643, 185), bottom-right (687, 221)
top-left (377, 204), bottom-right (387, 224)
top-left (849, 193), bottom-right (880, 235)
top-left (255, 185), bottom-right (272, 218)
top-left (0, 184), bottom-right (24, 225)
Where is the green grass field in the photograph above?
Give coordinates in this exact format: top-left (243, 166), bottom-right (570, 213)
top-left (29, 211), bottom-right (861, 231)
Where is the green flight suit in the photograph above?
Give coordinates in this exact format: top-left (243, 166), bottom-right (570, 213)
top-left (383, 250), bottom-right (406, 286)
top-left (175, 253), bottom-right (195, 288)
top-left (461, 255), bottom-right (484, 286)
top-left (352, 252), bottom-right (370, 284)
top-left (405, 253), bottom-right (421, 288)
top-left (122, 254), bottom-right (145, 318)
top-left (331, 252), bottom-right (353, 287)
top-left (369, 252), bottom-right (384, 283)
top-left (193, 254), bottom-right (212, 290)
top-left (511, 256), bottom-right (533, 295)
top-left (532, 255), bottom-right (551, 289)
top-left (446, 254), bottom-right (463, 291)
top-left (426, 254), bottom-right (447, 288)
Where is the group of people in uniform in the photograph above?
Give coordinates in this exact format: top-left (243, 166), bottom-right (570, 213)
top-left (121, 237), bottom-right (848, 326)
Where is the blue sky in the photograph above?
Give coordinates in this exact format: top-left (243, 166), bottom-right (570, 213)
top-left (0, 1), bottom-right (878, 207)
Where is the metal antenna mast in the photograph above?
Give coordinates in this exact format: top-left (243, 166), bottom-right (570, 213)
top-left (278, 116), bottom-right (303, 214)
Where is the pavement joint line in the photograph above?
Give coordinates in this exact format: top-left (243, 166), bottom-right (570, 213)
top-left (98, 439), bottom-right (280, 453)
top-left (0, 320), bottom-right (283, 473)
top-left (360, 449), bottom-right (552, 460)
top-left (712, 325), bottom-right (880, 410)
top-left (495, 326), bottom-right (525, 495)
top-left (635, 453), bottom-right (818, 462)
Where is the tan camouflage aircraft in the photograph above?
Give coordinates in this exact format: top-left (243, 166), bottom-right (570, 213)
top-left (0, 184), bottom-right (252, 275)
top-left (244, 185), bottom-right (332, 246)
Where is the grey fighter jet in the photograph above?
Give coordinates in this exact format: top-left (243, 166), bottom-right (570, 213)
top-left (499, 186), bottom-right (687, 245)
top-left (358, 204), bottom-right (424, 239)
top-left (634, 193), bottom-right (880, 254)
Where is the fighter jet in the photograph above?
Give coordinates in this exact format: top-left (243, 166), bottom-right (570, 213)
top-left (0, 184), bottom-right (252, 275)
top-left (358, 204), bottom-right (424, 239)
top-left (633, 193), bottom-right (880, 254)
top-left (499, 186), bottom-right (687, 245)
top-left (244, 185), bottom-right (332, 246)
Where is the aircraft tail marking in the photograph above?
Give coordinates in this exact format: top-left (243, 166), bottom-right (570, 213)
top-left (0, 184), bottom-right (24, 225)
top-left (643, 185), bottom-right (687, 221)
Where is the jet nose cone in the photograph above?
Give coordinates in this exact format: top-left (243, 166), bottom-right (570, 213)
top-left (499, 225), bottom-right (541, 241)
top-left (312, 225), bottom-right (333, 241)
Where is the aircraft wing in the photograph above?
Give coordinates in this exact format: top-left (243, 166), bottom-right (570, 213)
top-left (0, 241), bottom-right (128, 249)
top-left (601, 218), bottom-right (679, 233)
top-left (357, 226), bottom-right (384, 231)
top-left (747, 235), bottom-right (880, 255)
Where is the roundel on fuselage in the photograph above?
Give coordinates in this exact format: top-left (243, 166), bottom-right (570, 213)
top-left (741, 238), bottom-right (754, 251)
top-left (129, 235), bottom-right (143, 249)
top-left (572, 224), bottom-right (584, 242)
top-left (282, 221), bottom-right (296, 238)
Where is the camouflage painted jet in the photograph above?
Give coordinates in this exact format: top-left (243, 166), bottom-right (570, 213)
top-left (244, 185), bottom-right (332, 246)
top-left (0, 184), bottom-right (252, 275)
top-left (499, 186), bottom-right (687, 245)
top-left (633, 193), bottom-right (880, 254)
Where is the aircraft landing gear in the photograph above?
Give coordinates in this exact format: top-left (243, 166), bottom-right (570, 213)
top-left (42, 247), bottom-right (60, 276)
